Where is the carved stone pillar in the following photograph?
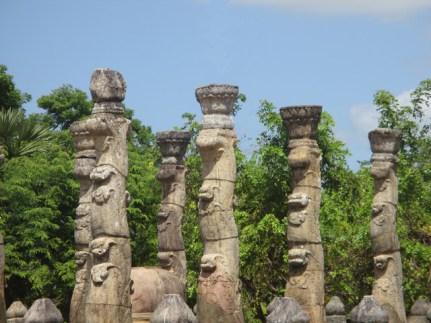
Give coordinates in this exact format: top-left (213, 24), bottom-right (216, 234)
top-left (70, 115), bottom-right (98, 323)
top-left (280, 106), bottom-right (325, 323)
top-left (195, 84), bottom-right (243, 323)
top-left (71, 69), bottom-right (132, 323)
top-left (155, 131), bottom-right (191, 285)
top-left (369, 128), bottom-right (406, 323)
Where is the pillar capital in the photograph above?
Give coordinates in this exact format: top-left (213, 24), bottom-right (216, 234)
top-left (368, 128), bottom-right (401, 155)
top-left (195, 84), bottom-right (238, 129)
top-left (156, 131), bottom-right (191, 164)
top-left (280, 106), bottom-right (322, 140)
top-left (90, 68), bottom-right (126, 114)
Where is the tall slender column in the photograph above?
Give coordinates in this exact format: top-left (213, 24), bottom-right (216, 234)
top-left (280, 106), bottom-right (325, 323)
top-left (70, 116), bottom-right (98, 323)
top-left (155, 131), bottom-right (191, 285)
top-left (71, 69), bottom-right (132, 323)
top-left (195, 84), bottom-right (243, 323)
top-left (369, 128), bottom-right (406, 323)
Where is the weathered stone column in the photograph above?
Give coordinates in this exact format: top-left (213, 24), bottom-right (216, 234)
top-left (280, 106), bottom-right (325, 323)
top-left (195, 84), bottom-right (243, 323)
top-left (369, 128), bottom-right (406, 323)
top-left (77, 69), bottom-right (132, 323)
top-left (70, 115), bottom-right (99, 323)
top-left (155, 131), bottom-right (191, 285)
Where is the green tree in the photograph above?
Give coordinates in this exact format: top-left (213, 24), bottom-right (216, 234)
top-left (0, 109), bottom-right (53, 160)
top-left (0, 65), bottom-right (30, 111)
top-left (37, 85), bottom-right (92, 129)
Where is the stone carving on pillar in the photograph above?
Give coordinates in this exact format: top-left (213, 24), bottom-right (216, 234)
top-left (155, 131), bottom-right (191, 285)
top-left (6, 301), bottom-right (27, 323)
top-left (71, 68), bottom-right (132, 323)
top-left (280, 106), bottom-right (325, 323)
top-left (195, 84), bottom-right (243, 323)
top-left (130, 131), bottom-right (191, 322)
top-left (369, 128), bottom-right (406, 323)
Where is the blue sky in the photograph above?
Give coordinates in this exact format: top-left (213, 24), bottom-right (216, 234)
top-left (1, 0), bottom-right (430, 167)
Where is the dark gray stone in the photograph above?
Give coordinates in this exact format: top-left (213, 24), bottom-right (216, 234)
top-left (327, 296), bottom-right (346, 323)
top-left (348, 296), bottom-right (388, 323)
top-left (23, 299), bottom-right (63, 323)
top-left (150, 294), bottom-right (196, 323)
top-left (266, 297), bottom-right (310, 323)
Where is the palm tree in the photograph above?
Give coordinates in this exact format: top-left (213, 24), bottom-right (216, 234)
top-left (0, 109), bottom-right (53, 160)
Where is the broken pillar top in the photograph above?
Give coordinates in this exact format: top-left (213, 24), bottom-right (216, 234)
top-left (23, 298), bottom-right (63, 323)
top-left (150, 294), bottom-right (197, 323)
top-left (279, 105), bottom-right (322, 140)
top-left (90, 68), bottom-right (126, 114)
top-left (349, 295), bottom-right (388, 323)
top-left (326, 296), bottom-right (345, 316)
top-left (410, 298), bottom-right (430, 316)
top-left (368, 128), bottom-right (401, 154)
top-left (6, 301), bottom-right (27, 319)
top-left (156, 131), bottom-right (192, 163)
top-left (266, 297), bottom-right (310, 323)
top-left (195, 84), bottom-right (238, 129)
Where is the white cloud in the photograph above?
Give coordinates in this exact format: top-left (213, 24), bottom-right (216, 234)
top-left (231, 0), bottom-right (431, 18)
top-left (349, 103), bottom-right (379, 133)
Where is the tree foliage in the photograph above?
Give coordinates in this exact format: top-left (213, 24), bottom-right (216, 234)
top-left (0, 66), bottom-right (430, 322)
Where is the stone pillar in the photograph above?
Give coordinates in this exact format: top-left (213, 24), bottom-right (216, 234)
top-left (6, 301), bottom-right (27, 323)
top-left (23, 299), bottom-right (63, 323)
top-left (369, 128), bottom-right (406, 323)
top-left (326, 296), bottom-right (346, 323)
top-left (70, 112), bottom-right (98, 323)
top-left (266, 297), bottom-right (309, 323)
top-left (195, 84), bottom-right (243, 323)
top-left (280, 106), bottom-right (324, 323)
top-left (72, 69), bottom-right (132, 323)
top-left (407, 299), bottom-right (430, 323)
top-left (349, 295), bottom-right (388, 323)
top-left (0, 235), bottom-right (5, 323)
top-left (150, 294), bottom-right (197, 323)
top-left (155, 131), bottom-right (191, 285)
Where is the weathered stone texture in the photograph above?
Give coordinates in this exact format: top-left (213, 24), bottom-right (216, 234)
top-left (407, 299), bottom-right (430, 323)
top-left (369, 128), bottom-right (406, 323)
top-left (71, 69), bottom-right (132, 323)
top-left (280, 106), bottom-right (324, 323)
top-left (6, 301), bottom-right (27, 323)
top-left (326, 296), bottom-right (346, 323)
top-left (150, 294), bottom-right (196, 323)
top-left (23, 299), bottom-right (63, 323)
top-left (266, 297), bottom-right (310, 323)
top-left (349, 295), bottom-right (388, 323)
top-left (196, 84), bottom-right (243, 323)
top-left (156, 131), bottom-right (191, 284)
